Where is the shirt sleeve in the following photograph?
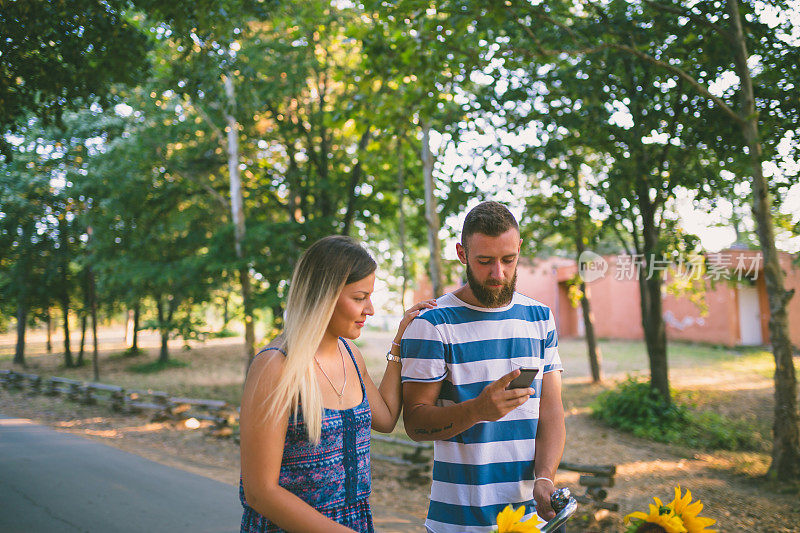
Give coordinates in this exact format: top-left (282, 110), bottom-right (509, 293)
top-left (400, 315), bottom-right (448, 383)
top-left (543, 307), bottom-right (563, 374)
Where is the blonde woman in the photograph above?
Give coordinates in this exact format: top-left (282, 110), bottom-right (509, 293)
top-left (239, 235), bottom-right (435, 532)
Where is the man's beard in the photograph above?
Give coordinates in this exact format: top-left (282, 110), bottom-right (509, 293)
top-left (465, 263), bottom-right (517, 307)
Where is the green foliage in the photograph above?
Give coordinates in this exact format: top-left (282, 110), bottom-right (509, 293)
top-left (593, 377), bottom-right (688, 438)
top-left (592, 377), bottom-right (764, 452)
top-left (127, 358), bottom-right (189, 374)
top-left (0, 0), bottom-right (149, 157)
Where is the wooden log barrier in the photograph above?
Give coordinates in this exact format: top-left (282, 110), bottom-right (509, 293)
top-left (20, 373), bottom-right (42, 394)
top-left (558, 462), bottom-right (618, 511)
top-left (371, 434), bottom-right (432, 484)
top-left (1, 370), bottom-right (22, 389)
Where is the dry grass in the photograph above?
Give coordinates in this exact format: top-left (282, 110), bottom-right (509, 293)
top-left (1, 326), bottom-right (248, 405)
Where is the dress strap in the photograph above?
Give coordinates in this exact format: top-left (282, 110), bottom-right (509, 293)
top-left (339, 338), bottom-right (366, 395)
top-left (256, 346), bottom-right (286, 357)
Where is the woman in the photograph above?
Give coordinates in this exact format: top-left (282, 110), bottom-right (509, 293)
top-left (239, 235), bottom-right (435, 532)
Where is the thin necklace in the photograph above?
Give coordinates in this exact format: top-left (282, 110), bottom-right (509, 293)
top-left (314, 342), bottom-right (347, 403)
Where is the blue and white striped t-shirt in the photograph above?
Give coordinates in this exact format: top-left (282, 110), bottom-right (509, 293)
top-left (401, 291), bottom-right (563, 533)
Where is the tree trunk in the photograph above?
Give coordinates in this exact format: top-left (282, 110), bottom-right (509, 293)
top-left (240, 266), bottom-right (256, 366)
top-left (61, 296), bottom-right (72, 367)
top-left (271, 303), bottom-right (284, 333)
top-left (124, 309), bottom-right (132, 346)
top-left (637, 187), bottom-right (670, 403)
top-left (14, 303), bottom-right (27, 366)
top-left (574, 220), bottom-right (602, 383)
top-left (397, 135), bottom-right (409, 309)
top-left (131, 302), bottom-right (140, 354)
top-left (78, 311), bottom-right (86, 366)
top-left (422, 122), bottom-right (444, 298)
top-left (727, 0), bottom-right (800, 481)
top-left (341, 129), bottom-right (372, 236)
top-left (88, 266), bottom-right (99, 381)
top-left (223, 73), bottom-right (256, 369)
top-left (58, 216), bottom-right (72, 366)
top-left (156, 298), bottom-right (170, 363)
top-left (222, 293), bottom-right (230, 328)
top-left (579, 287), bottom-right (602, 382)
top-left (45, 309), bottom-right (52, 354)
top-left (640, 268), bottom-right (668, 401)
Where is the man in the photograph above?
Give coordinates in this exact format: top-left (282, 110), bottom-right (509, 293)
top-left (401, 201), bottom-right (566, 533)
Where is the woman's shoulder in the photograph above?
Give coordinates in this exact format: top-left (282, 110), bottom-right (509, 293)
top-left (247, 336), bottom-right (287, 382)
top-left (341, 338), bottom-right (366, 369)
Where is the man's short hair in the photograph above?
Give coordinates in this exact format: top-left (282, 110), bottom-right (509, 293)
top-left (461, 201), bottom-right (519, 246)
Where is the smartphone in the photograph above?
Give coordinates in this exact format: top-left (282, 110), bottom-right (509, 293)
top-left (508, 367), bottom-right (539, 389)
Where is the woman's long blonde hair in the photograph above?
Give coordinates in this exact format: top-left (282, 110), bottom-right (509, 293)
top-left (266, 235), bottom-right (376, 444)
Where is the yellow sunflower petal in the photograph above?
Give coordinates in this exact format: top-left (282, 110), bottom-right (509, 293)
top-left (509, 515), bottom-right (541, 533)
top-left (671, 486), bottom-right (690, 513)
top-left (496, 505), bottom-right (516, 531)
top-left (496, 504), bottom-right (529, 532)
top-left (624, 511), bottom-right (650, 524)
top-left (682, 514), bottom-right (717, 532)
top-left (684, 500), bottom-right (704, 519)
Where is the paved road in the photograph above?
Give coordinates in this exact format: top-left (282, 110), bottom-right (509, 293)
top-left (0, 415), bottom-right (241, 533)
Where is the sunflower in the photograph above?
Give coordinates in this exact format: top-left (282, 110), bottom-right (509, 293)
top-left (624, 497), bottom-right (687, 533)
top-left (495, 504), bottom-right (542, 533)
top-left (669, 486), bottom-right (717, 532)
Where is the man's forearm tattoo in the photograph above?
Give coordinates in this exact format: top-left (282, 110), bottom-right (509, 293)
top-left (414, 422), bottom-right (454, 435)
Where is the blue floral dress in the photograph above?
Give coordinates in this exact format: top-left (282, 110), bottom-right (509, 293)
top-left (240, 340), bottom-right (374, 532)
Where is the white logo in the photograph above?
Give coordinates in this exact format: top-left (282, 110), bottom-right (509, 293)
top-left (578, 251), bottom-right (608, 283)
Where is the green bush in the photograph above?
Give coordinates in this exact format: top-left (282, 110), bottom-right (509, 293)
top-left (591, 377), bottom-right (763, 451)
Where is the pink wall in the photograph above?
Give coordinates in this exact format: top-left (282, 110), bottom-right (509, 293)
top-left (515, 258), bottom-right (565, 310)
top-left (415, 249), bottom-right (800, 348)
top-left (580, 255), bottom-right (645, 340)
top-left (662, 282), bottom-right (739, 346)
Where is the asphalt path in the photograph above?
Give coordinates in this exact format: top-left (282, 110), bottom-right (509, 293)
top-left (0, 414), bottom-right (241, 533)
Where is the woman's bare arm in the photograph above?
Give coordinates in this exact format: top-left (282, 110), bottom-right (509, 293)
top-left (240, 350), bottom-right (354, 533)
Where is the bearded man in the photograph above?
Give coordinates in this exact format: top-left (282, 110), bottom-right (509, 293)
top-left (401, 201), bottom-right (566, 533)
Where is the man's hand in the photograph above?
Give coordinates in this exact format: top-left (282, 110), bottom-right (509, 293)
top-left (469, 369), bottom-right (533, 422)
top-left (533, 478), bottom-right (556, 521)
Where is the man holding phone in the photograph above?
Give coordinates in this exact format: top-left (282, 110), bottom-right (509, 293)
top-left (401, 201), bottom-right (566, 533)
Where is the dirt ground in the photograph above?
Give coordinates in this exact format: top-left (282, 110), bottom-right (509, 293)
top-left (2, 328), bottom-right (800, 532)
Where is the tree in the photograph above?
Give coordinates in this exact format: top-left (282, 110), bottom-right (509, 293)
top-left (80, 92), bottom-right (223, 363)
top-left (469, 0), bottom-right (800, 483)
top-left (359, 0), bottom-right (487, 294)
top-left (0, 0), bottom-right (149, 158)
top-left (535, 0), bottom-right (800, 485)
top-left (520, 144), bottom-right (611, 383)
top-left (441, 0), bottom-right (730, 402)
top-left (0, 135), bottom-right (58, 366)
